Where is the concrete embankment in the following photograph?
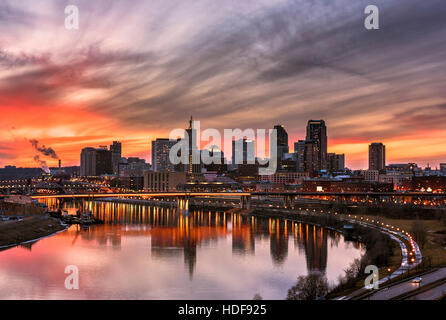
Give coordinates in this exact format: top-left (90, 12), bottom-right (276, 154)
top-left (0, 216), bottom-right (67, 249)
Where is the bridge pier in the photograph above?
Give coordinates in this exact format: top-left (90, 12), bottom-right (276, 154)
top-left (177, 196), bottom-right (189, 212)
top-left (283, 195), bottom-right (294, 209)
top-left (240, 195), bottom-right (251, 209)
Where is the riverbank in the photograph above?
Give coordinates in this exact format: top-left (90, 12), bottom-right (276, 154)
top-left (355, 214), bottom-right (446, 265)
top-left (243, 207), bottom-right (423, 297)
top-left (0, 215), bottom-right (67, 249)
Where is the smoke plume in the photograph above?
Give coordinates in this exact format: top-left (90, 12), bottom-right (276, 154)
top-left (29, 139), bottom-right (58, 173)
top-left (29, 139), bottom-right (58, 159)
top-left (33, 155), bottom-right (50, 174)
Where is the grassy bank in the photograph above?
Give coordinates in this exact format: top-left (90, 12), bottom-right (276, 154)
top-left (0, 215), bottom-right (67, 249)
top-left (357, 214), bottom-right (446, 266)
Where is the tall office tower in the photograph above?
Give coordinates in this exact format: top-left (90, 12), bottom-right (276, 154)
top-left (95, 147), bottom-right (113, 175)
top-left (327, 153), bottom-right (345, 172)
top-left (232, 138), bottom-right (255, 165)
top-left (440, 163), bottom-right (446, 175)
top-left (152, 138), bottom-right (177, 172)
top-left (369, 142), bottom-right (386, 171)
top-left (110, 141), bottom-right (122, 175)
top-left (294, 140), bottom-right (306, 171)
top-left (304, 140), bottom-right (318, 174)
top-left (80, 147), bottom-right (113, 176)
top-left (184, 116), bottom-right (201, 174)
top-left (80, 147), bottom-right (96, 176)
top-left (306, 120), bottom-right (328, 171)
top-left (274, 125), bottom-right (289, 161)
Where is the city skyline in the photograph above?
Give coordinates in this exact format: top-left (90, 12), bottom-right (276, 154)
top-left (1, 118), bottom-right (445, 171)
top-left (2, 1), bottom-right (446, 169)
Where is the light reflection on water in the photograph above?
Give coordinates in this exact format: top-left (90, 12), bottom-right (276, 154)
top-left (0, 199), bottom-right (364, 299)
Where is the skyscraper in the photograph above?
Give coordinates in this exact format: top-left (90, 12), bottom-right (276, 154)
top-left (274, 125), bottom-right (289, 161)
top-left (304, 140), bottom-right (318, 174)
top-left (294, 140), bottom-right (306, 172)
top-left (327, 153), bottom-right (345, 172)
top-left (369, 142), bottom-right (386, 171)
top-left (110, 141), bottom-right (122, 175)
top-left (184, 116), bottom-right (201, 174)
top-left (95, 147), bottom-right (113, 176)
top-left (306, 120), bottom-right (327, 171)
top-left (152, 138), bottom-right (176, 172)
top-left (232, 138), bottom-right (255, 165)
top-left (80, 147), bottom-right (96, 176)
top-left (80, 147), bottom-right (113, 176)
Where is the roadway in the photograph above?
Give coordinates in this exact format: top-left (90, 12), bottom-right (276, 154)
top-left (407, 281), bottom-right (446, 300)
top-left (27, 192), bottom-right (252, 199)
top-left (366, 268), bottom-right (446, 300)
top-left (2, 191), bottom-right (446, 199)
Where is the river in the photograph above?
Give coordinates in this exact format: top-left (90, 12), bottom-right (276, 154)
top-left (0, 199), bottom-right (364, 299)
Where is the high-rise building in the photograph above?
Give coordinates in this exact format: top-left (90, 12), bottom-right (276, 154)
top-left (304, 140), bottom-right (318, 174)
top-left (184, 116), bottom-right (201, 174)
top-left (80, 147), bottom-right (96, 176)
top-left (274, 125), bottom-right (289, 161)
top-left (80, 147), bottom-right (113, 176)
top-left (95, 147), bottom-right (113, 176)
top-left (294, 140), bottom-right (306, 171)
top-left (306, 120), bottom-right (327, 171)
top-left (232, 138), bottom-right (255, 165)
top-left (369, 142), bottom-right (386, 171)
top-left (110, 141), bottom-right (122, 175)
top-left (327, 153), bottom-right (345, 172)
top-left (152, 138), bottom-right (176, 172)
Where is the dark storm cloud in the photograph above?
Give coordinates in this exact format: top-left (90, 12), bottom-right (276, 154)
top-left (0, 46), bottom-right (155, 104)
top-left (3, 0), bottom-right (446, 141)
top-left (80, 0), bottom-right (446, 136)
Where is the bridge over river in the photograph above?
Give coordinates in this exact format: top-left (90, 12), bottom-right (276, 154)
top-left (6, 191), bottom-right (443, 209)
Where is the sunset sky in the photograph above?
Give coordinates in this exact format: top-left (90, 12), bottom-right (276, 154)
top-left (1, 0), bottom-right (446, 170)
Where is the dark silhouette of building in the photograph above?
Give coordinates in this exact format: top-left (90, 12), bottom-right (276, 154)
top-left (294, 140), bottom-right (306, 171)
top-left (232, 138), bottom-right (255, 165)
top-left (369, 142), bottom-right (386, 171)
top-left (304, 140), bottom-right (318, 174)
top-left (95, 148), bottom-right (113, 176)
top-left (274, 125), bottom-right (289, 161)
top-left (110, 141), bottom-right (122, 175)
top-left (80, 147), bottom-right (113, 176)
top-left (306, 120), bottom-right (328, 171)
top-left (327, 153), bottom-right (345, 172)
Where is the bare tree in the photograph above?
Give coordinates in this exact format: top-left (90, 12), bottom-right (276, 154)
top-left (286, 271), bottom-right (329, 300)
top-left (411, 219), bottom-right (427, 249)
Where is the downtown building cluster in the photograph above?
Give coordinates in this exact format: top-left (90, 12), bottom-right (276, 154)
top-left (145, 119), bottom-right (446, 193)
top-left (3, 118), bottom-right (445, 194)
